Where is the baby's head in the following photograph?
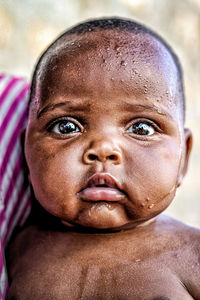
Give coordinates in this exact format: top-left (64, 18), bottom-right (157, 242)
top-left (25, 18), bottom-right (192, 231)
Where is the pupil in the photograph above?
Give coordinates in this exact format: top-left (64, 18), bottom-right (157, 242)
top-left (59, 122), bottom-right (76, 133)
top-left (135, 123), bottom-right (149, 135)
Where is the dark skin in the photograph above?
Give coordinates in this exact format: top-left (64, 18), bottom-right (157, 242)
top-left (6, 30), bottom-right (200, 299)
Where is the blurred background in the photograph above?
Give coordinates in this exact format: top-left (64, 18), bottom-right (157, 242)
top-left (0, 0), bottom-right (199, 226)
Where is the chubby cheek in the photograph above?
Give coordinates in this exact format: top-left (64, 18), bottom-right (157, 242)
top-left (124, 139), bottom-right (182, 219)
top-left (25, 137), bottom-right (84, 219)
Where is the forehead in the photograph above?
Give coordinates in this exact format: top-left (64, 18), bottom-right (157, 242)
top-left (33, 29), bottom-right (181, 117)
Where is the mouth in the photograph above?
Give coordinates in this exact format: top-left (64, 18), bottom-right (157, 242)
top-left (78, 173), bottom-right (126, 202)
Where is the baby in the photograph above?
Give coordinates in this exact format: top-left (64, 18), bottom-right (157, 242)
top-left (6, 18), bottom-right (200, 299)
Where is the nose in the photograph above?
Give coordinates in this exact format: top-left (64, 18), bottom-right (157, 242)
top-left (83, 139), bottom-right (122, 165)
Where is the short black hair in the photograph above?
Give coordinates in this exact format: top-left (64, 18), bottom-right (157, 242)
top-left (30, 17), bottom-right (185, 117)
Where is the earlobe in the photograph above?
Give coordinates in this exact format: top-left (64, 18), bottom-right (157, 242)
top-left (177, 128), bottom-right (192, 187)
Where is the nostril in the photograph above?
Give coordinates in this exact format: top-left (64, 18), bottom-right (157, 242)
top-left (83, 149), bottom-right (122, 164)
top-left (88, 154), bottom-right (98, 161)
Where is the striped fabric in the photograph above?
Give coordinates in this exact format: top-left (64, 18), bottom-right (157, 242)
top-left (0, 74), bottom-right (31, 299)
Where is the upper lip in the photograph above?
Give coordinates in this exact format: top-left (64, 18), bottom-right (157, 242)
top-left (83, 173), bottom-right (122, 191)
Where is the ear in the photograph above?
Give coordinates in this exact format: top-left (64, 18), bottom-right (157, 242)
top-left (177, 128), bottom-right (192, 187)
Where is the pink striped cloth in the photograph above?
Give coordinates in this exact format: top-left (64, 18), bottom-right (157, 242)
top-left (0, 74), bottom-right (31, 299)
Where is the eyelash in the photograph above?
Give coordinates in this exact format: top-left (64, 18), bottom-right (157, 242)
top-left (46, 117), bottom-right (160, 138)
top-left (47, 117), bottom-right (83, 135)
top-left (126, 119), bottom-right (160, 137)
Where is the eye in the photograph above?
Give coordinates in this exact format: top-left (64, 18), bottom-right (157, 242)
top-left (49, 119), bottom-right (81, 135)
top-left (127, 121), bottom-right (155, 136)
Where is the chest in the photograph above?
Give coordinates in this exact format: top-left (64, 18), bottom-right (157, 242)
top-left (8, 251), bottom-right (192, 300)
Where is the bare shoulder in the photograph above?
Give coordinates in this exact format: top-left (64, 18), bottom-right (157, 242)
top-left (157, 214), bottom-right (200, 235)
top-left (6, 225), bottom-right (46, 267)
top-left (7, 223), bottom-right (69, 258)
top-left (157, 215), bottom-right (200, 298)
top-left (156, 214), bottom-right (200, 258)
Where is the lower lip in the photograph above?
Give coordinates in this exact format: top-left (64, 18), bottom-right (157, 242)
top-left (78, 187), bottom-right (125, 202)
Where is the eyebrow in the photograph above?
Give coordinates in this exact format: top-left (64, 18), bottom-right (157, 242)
top-left (37, 100), bottom-right (90, 119)
top-left (37, 100), bottom-right (173, 120)
top-left (122, 103), bottom-right (173, 119)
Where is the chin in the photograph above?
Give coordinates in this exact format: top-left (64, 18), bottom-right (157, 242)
top-left (74, 205), bottom-right (128, 230)
top-left (61, 206), bottom-right (160, 232)
top-left (77, 217), bottom-right (125, 230)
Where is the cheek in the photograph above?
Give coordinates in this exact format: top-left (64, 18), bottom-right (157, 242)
top-left (25, 138), bottom-right (83, 217)
top-left (124, 139), bottom-right (181, 212)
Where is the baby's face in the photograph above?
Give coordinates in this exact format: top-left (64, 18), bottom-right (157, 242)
top-left (25, 30), bottom-right (191, 230)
